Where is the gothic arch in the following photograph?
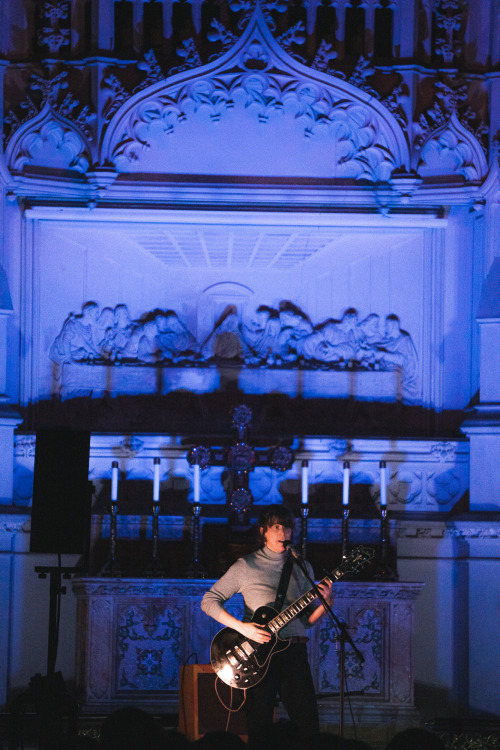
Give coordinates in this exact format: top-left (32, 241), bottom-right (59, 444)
top-left (101, 6), bottom-right (410, 183)
top-left (416, 112), bottom-right (488, 183)
top-left (5, 102), bottom-right (92, 175)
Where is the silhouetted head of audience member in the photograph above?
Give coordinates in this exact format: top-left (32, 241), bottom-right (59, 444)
top-left (248, 720), bottom-right (305, 750)
top-left (61, 736), bottom-right (100, 748)
top-left (386, 728), bottom-right (446, 750)
top-left (100, 706), bottom-right (169, 750)
top-left (193, 730), bottom-right (246, 749)
top-left (310, 732), bottom-right (375, 749)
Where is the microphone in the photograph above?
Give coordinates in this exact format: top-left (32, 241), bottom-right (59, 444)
top-left (283, 540), bottom-right (302, 560)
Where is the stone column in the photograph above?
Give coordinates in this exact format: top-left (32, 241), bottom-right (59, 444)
top-left (0, 267), bottom-right (23, 503)
top-left (462, 258), bottom-right (500, 510)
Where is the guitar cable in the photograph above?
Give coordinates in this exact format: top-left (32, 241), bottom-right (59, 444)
top-left (214, 676), bottom-right (247, 732)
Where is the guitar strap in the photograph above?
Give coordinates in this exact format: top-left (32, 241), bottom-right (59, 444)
top-left (273, 552), bottom-right (294, 612)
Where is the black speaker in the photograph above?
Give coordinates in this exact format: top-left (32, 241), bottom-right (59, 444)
top-left (30, 429), bottom-right (91, 554)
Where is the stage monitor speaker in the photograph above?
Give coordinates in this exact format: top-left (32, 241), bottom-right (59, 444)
top-left (30, 429), bottom-right (91, 554)
top-left (178, 664), bottom-right (247, 741)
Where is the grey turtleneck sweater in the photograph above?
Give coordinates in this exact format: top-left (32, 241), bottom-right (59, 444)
top-left (201, 546), bottom-right (316, 638)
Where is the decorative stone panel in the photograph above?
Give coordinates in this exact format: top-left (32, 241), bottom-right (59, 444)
top-left (72, 577), bottom-right (422, 725)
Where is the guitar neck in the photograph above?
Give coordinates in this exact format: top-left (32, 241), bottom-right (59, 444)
top-left (267, 572), bottom-right (333, 634)
top-left (265, 547), bottom-right (373, 635)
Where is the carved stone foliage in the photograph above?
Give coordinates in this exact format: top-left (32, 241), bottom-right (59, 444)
top-left (4, 68), bottom-right (96, 154)
top-left (319, 605), bottom-right (383, 696)
top-left (49, 300), bottom-right (419, 400)
top-left (413, 74), bottom-right (488, 178)
top-left (102, 11), bottom-right (408, 181)
top-left (388, 467), bottom-right (463, 509)
top-left (418, 113), bottom-right (488, 182)
top-left (37, 0), bottom-right (71, 56)
top-left (433, 0), bottom-right (468, 64)
top-left (117, 601), bottom-right (182, 692)
top-left (6, 103), bottom-right (91, 174)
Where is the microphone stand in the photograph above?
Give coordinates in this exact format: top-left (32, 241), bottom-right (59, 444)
top-left (288, 547), bottom-right (364, 738)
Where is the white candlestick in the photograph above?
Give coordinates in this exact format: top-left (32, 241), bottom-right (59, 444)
top-left (193, 463), bottom-right (200, 504)
top-left (301, 460), bottom-right (309, 505)
top-left (153, 457), bottom-right (160, 502)
top-left (380, 460), bottom-right (387, 507)
top-left (111, 461), bottom-right (118, 502)
top-left (342, 462), bottom-right (350, 506)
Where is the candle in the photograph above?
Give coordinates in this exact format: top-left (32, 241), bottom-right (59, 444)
top-left (380, 460), bottom-right (387, 507)
top-left (153, 457), bottom-right (160, 502)
top-left (111, 461), bottom-right (118, 502)
top-left (301, 460), bottom-right (309, 505)
top-left (193, 463), bottom-right (200, 504)
top-left (342, 461), bottom-right (350, 506)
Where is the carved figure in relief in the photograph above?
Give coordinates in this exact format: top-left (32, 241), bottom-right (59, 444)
top-left (50, 300), bottom-right (419, 399)
top-left (240, 306), bottom-right (280, 363)
top-left (276, 302), bottom-right (313, 362)
top-left (137, 320), bottom-right (161, 363)
top-left (50, 301), bottom-right (103, 363)
top-left (95, 307), bottom-right (116, 359)
top-left (110, 304), bottom-right (136, 359)
top-left (201, 307), bottom-right (243, 360)
top-left (300, 309), bottom-right (360, 364)
top-left (155, 311), bottom-right (198, 361)
top-left (373, 315), bottom-right (419, 397)
top-left (354, 313), bottom-right (382, 365)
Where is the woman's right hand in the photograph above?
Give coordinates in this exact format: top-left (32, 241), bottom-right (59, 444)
top-left (238, 621), bottom-right (271, 644)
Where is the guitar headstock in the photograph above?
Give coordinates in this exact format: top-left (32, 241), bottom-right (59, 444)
top-left (336, 545), bottom-right (376, 577)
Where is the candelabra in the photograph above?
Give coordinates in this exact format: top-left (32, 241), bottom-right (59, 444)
top-left (146, 502), bottom-right (166, 577)
top-left (101, 498), bottom-right (121, 577)
top-left (375, 461), bottom-right (398, 580)
top-left (341, 461), bottom-right (350, 560)
top-left (102, 461), bottom-right (121, 576)
top-left (185, 502), bottom-right (207, 578)
top-left (341, 504), bottom-right (350, 561)
top-left (300, 504), bottom-right (309, 558)
top-left (146, 458), bottom-right (165, 576)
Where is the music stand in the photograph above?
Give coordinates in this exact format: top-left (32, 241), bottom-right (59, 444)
top-left (9, 563), bottom-right (81, 749)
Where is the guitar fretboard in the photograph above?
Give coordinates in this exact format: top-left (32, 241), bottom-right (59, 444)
top-left (267, 573), bottom-right (334, 634)
top-left (266, 548), bottom-right (372, 635)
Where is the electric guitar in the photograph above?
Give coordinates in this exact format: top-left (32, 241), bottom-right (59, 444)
top-left (210, 545), bottom-right (374, 689)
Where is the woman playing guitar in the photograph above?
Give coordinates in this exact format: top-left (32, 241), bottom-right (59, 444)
top-left (201, 504), bottom-right (333, 744)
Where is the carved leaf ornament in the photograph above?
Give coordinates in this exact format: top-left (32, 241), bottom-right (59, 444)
top-left (418, 113), bottom-right (487, 182)
top-left (6, 103), bottom-right (91, 174)
top-left (103, 8), bottom-right (407, 181)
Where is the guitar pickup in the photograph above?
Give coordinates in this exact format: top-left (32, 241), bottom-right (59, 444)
top-left (225, 652), bottom-right (239, 667)
top-left (233, 646), bottom-right (247, 661)
top-left (241, 641), bottom-right (255, 656)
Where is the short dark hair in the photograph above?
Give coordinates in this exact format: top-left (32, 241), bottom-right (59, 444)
top-left (257, 504), bottom-right (295, 545)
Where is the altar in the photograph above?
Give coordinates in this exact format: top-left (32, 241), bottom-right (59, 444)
top-left (72, 577), bottom-right (423, 738)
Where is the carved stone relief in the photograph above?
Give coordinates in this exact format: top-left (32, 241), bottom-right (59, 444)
top-left (413, 75), bottom-right (488, 179)
top-left (73, 579), bottom-right (422, 713)
top-left (4, 69), bottom-right (96, 149)
top-left (102, 10), bottom-right (408, 180)
top-left (49, 300), bottom-right (419, 401)
top-left (37, 0), bottom-right (71, 56)
top-left (433, 0), bottom-right (468, 64)
top-left (418, 113), bottom-right (488, 182)
top-left (8, 107), bottom-right (91, 174)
